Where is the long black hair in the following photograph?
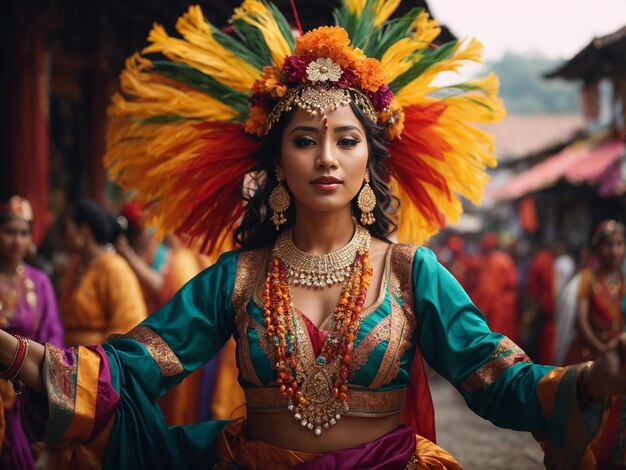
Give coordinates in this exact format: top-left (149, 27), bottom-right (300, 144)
top-left (234, 99), bottom-right (399, 250)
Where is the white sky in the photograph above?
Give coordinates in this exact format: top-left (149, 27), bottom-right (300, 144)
top-left (429, 0), bottom-right (626, 60)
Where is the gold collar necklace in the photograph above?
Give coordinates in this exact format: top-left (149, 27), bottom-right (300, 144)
top-left (273, 224), bottom-right (371, 288)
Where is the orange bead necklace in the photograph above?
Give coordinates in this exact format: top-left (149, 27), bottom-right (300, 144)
top-left (264, 228), bottom-right (372, 436)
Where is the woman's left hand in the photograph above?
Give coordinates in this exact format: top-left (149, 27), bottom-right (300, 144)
top-left (583, 333), bottom-right (626, 399)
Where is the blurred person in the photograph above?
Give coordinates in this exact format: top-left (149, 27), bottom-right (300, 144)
top-left (565, 220), bottom-right (626, 364)
top-left (442, 235), bottom-right (467, 288)
top-left (59, 199), bottom-right (147, 346)
top-left (562, 220), bottom-right (626, 463)
top-left (525, 247), bottom-right (556, 364)
top-left (472, 232), bottom-right (520, 342)
top-left (115, 201), bottom-right (171, 313)
top-left (0, 196), bottom-right (63, 469)
top-left (553, 241), bottom-right (575, 296)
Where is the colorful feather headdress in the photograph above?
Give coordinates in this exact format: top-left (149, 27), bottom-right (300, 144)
top-left (104, 0), bottom-right (505, 257)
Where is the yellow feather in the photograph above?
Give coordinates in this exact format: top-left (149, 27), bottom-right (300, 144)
top-left (381, 38), bottom-right (416, 83)
top-left (381, 11), bottom-right (441, 84)
top-left (345, 0), bottom-right (367, 15)
top-left (111, 54), bottom-right (238, 121)
top-left (395, 38), bottom-right (487, 107)
top-left (143, 6), bottom-right (258, 92)
top-left (373, 0), bottom-right (401, 27)
top-left (232, 0), bottom-right (293, 67)
top-left (413, 11), bottom-right (441, 44)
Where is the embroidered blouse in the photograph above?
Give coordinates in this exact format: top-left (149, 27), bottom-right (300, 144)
top-left (27, 245), bottom-right (608, 469)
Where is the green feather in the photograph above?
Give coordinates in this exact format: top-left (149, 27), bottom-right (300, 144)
top-left (389, 41), bottom-right (457, 93)
top-left (150, 60), bottom-right (249, 115)
top-left (364, 8), bottom-right (422, 59)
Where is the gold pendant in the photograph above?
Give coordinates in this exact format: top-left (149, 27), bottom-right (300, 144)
top-left (288, 361), bottom-right (347, 437)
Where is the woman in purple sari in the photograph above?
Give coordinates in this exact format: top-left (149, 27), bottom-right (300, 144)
top-left (0, 196), bottom-right (64, 469)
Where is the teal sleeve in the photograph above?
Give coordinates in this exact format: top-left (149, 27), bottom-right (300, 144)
top-left (413, 247), bottom-right (554, 431)
top-left (101, 250), bottom-right (239, 469)
top-left (414, 247), bottom-right (607, 467)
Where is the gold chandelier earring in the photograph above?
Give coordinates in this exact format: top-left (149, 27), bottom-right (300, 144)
top-left (357, 170), bottom-right (376, 226)
top-left (269, 166), bottom-right (290, 230)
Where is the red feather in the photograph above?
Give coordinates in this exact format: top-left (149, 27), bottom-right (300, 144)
top-left (388, 103), bottom-right (451, 229)
top-left (173, 122), bottom-right (260, 254)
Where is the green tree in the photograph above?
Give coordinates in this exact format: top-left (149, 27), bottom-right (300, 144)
top-left (486, 53), bottom-right (579, 114)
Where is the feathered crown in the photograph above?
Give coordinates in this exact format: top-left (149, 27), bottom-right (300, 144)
top-left (105, 0), bottom-right (505, 256)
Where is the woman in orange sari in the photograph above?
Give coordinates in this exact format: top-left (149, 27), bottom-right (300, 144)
top-left (59, 199), bottom-right (147, 346)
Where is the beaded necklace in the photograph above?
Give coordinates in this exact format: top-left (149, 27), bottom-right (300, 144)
top-left (0, 264), bottom-right (37, 328)
top-left (264, 228), bottom-right (372, 436)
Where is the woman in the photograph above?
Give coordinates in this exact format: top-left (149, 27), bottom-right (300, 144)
top-left (3, 2), bottom-right (626, 468)
top-left (0, 196), bottom-right (63, 469)
top-left (565, 220), bottom-right (626, 364)
top-left (561, 220), bottom-right (626, 466)
top-left (59, 199), bottom-right (147, 346)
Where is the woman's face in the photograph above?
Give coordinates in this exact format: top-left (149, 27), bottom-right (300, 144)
top-left (280, 105), bottom-right (369, 216)
top-left (0, 218), bottom-right (31, 263)
top-left (597, 231), bottom-right (626, 270)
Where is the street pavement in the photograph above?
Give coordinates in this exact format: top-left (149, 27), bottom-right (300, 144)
top-left (431, 376), bottom-right (545, 470)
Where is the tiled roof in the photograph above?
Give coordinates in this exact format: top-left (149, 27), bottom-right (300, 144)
top-left (481, 113), bottom-right (585, 162)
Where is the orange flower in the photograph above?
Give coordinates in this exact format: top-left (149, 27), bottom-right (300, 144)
top-left (294, 26), bottom-right (350, 57)
top-left (380, 99), bottom-right (405, 140)
top-left (254, 66), bottom-right (288, 98)
top-left (333, 47), bottom-right (366, 70)
top-left (245, 106), bottom-right (269, 136)
top-left (354, 57), bottom-right (385, 92)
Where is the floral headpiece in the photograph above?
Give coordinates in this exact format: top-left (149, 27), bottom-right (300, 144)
top-left (245, 26), bottom-right (401, 139)
top-left (591, 219), bottom-right (625, 249)
top-left (0, 196), bottom-right (33, 223)
top-left (105, 0), bottom-right (505, 257)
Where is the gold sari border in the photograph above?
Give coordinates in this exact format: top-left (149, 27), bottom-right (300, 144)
top-left (245, 387), bottom-right (407, 416)
top-left (461, 337), bottom-right (531, 393)
top-left (42, 343), bottom-right (79, 442)
top-left (109, 325), bottom-right (183, 377)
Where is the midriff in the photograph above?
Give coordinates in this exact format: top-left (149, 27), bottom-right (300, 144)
top-left (246, 410), bottom-right (402, 453)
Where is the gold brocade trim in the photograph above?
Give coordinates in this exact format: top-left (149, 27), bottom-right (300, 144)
top-left (461, 337), bottom-right (531, 393)
top-left (405, 452), bottom-right (419, 470)
top-left (248, 316), bottom-right (275, 365)
top-left (245, 387), bottom-right (407, 416)
top-left (112, 325), bottom-right (183, 377)
top-left (233, 248), bottom-right (269, 387)
top-left (351, 314), bottom-right (391, 372)
top-left (370, 244), bottom-right (418, 388)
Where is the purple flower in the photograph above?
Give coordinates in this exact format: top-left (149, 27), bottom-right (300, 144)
top-left (248, 93), bottom-right (273, 111)
top-left (282, 55), bottom-right (312, 83)
top-left (337, 69), bottom-right (357, 88)
top-left (367, 84), bottom-right (393, 111)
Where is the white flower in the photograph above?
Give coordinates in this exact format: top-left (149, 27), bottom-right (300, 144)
top-left (306, 58), bottom-right (342, 83)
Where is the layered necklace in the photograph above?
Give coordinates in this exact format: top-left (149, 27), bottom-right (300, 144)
top-left (265, 224), bottom-right (372, 436)
top-left (0, 264), bottom-right (37, 328)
